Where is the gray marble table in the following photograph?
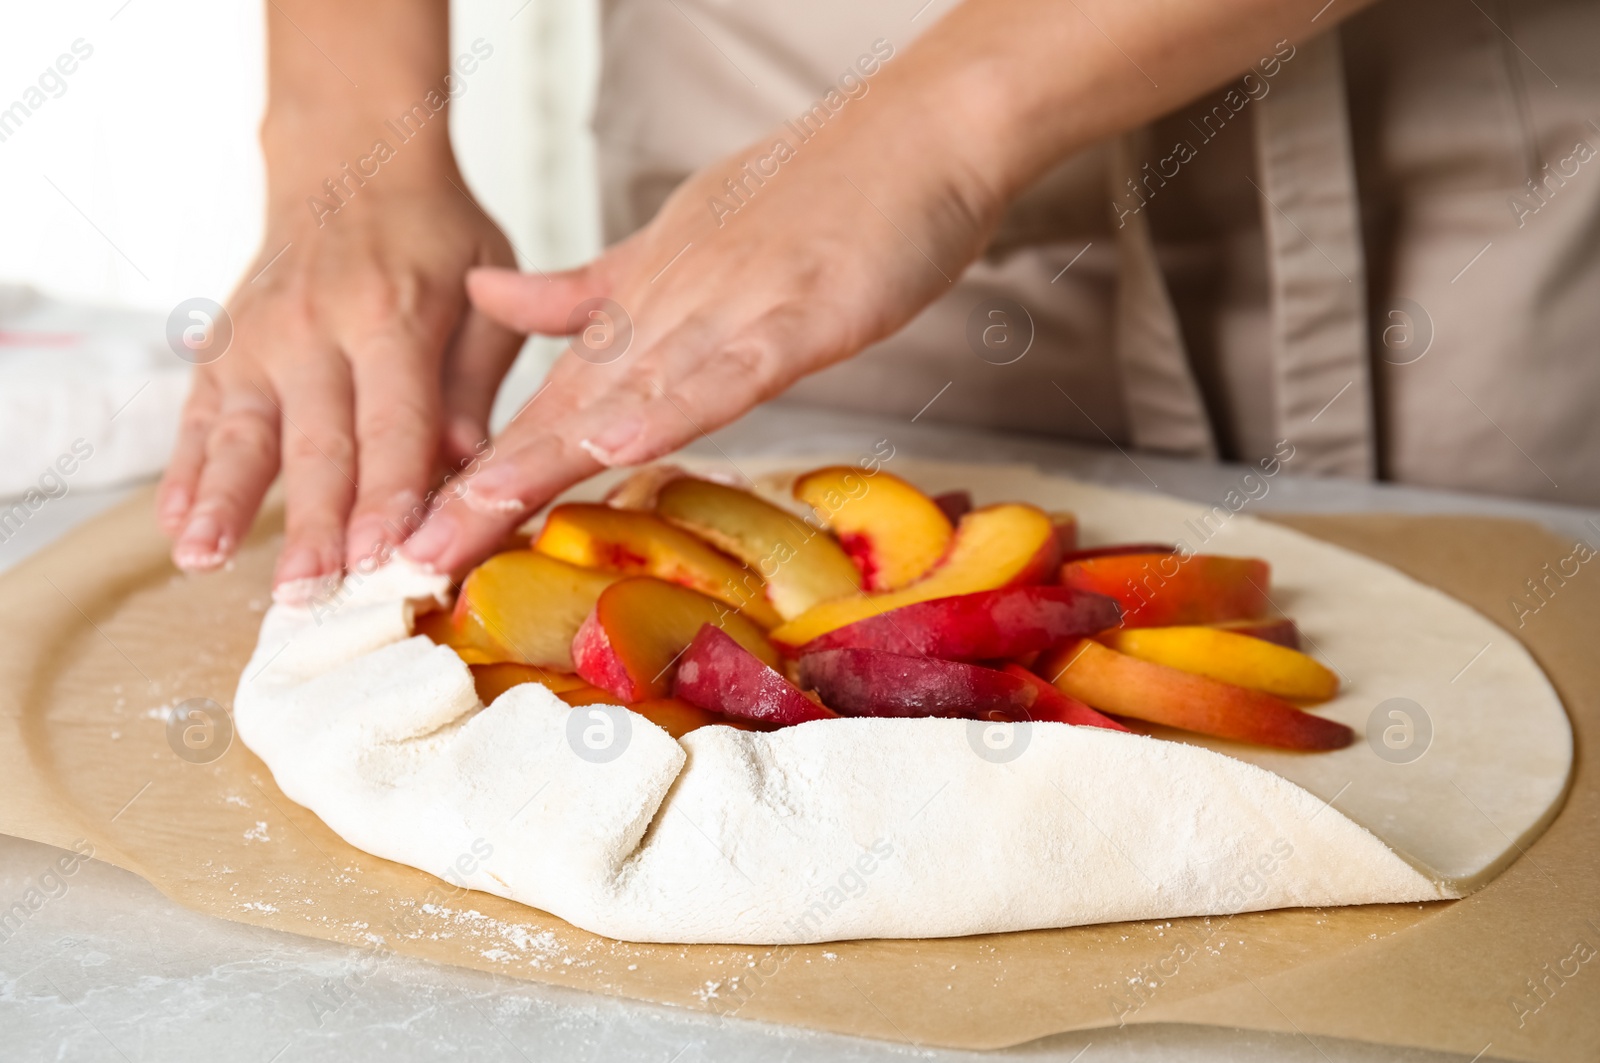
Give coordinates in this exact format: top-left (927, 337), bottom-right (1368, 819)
top-left (6, 400), bottom-right (1584, 1063)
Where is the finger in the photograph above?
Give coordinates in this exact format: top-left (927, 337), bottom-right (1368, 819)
top-left (398, 358), bottom-right (711, 576)
top-left (344, 330), bottom-right (442, 569)
top-left (438, 305), bottom-right (524, 470)
top-left (401, 425), bottom-right (604, 577)
top-left (157, 371), bottom-right (221, 536)
top-left (402, 315), bottom-right (784, 577)
top-left (465, 263), bottom-right (607, 336)
top-left (173, 386), bottom-right (281, 572)
top-left (272, 352), bottom-right (358, 598)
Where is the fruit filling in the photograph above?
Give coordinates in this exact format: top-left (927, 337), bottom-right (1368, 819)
top-left (417, 465), bottom-right (1351, 751)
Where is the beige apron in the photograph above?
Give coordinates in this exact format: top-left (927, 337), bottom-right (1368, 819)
top-left (593, 0), bottom-right (1600, 505)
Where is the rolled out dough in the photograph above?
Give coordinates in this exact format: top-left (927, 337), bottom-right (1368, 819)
top-left (233, 461), bottom-right (1572, 944)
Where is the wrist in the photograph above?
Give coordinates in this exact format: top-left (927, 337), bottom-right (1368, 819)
top-left (261, 103), bottom-right (461, 209)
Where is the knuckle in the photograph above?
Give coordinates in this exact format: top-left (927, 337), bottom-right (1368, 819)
top-left (254, 282), bottom-right (318, 334)
top-left (360, 394), bottom-right (433, 444)
top-left (206, 411), bottom-right (277, 464)
top-left (349, 275), bottom-right (422, 333)
top-left (286, 428), bottom-right (355, 472)
top-left (613, 374), bottom-right (665, 409)
top-left (179, 406), bottom-right (217, 438)
top-left (714, 339), bottom-right (770, 381)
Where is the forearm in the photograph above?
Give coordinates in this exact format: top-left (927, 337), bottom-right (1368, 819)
top-left (260, 0), bottom-right (456, 202)
top-left (878, 0), bottom-right (1382, 215)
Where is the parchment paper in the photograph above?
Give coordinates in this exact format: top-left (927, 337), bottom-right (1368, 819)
top-left (0, 485), bottom-right (1593, 1061)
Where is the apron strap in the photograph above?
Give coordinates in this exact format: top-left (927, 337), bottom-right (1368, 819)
top-left (1252, 29), bottom-right (1376, 478)
top-left (1110, 133), bottom-right (1218, 460)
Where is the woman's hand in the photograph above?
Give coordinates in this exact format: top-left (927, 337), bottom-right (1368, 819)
top-left (158, 0), bottom-right (526, 596)
top-left (159, 141), bottom-right (521, 595)
top-left (400, 79), bottom-right (1005, 575)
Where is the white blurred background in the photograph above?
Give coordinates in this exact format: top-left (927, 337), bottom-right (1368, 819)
top-left (0, 0), bottom-right (602, 306)
top-left (0, 0), bottom-right (599, 498)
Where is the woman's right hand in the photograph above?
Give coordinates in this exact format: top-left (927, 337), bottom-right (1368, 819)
top-left (158, 116), bottom-right (521, 597)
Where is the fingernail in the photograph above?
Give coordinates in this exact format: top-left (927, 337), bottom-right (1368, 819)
top-left (173, 512), bottom-right (228, 570)
top-left (580, 415), bottom-right (645, 467)
top-left (402, 511), bottom-right (457, 568)
top-left (467, 462), bottom-right (518, 497)
top-left (345, 516), bottom-right (392, 567)
top-left (275, 545), bottom-right (325, 586)
top-left (463, 462), bottom-right (531, 515)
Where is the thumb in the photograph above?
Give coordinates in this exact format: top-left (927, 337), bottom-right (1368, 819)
top-left (466, 263), bottom-right (607, 336)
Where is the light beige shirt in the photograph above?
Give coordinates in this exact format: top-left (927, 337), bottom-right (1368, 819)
top-left (594, 0), bottom-right (1600, 505)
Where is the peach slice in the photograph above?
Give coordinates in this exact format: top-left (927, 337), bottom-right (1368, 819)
top-left (1058, 553), bottom-right (1270, 628)
top-left (655, 478), bottom-right (862, 620)
top-left (602, 463), bottom-right (696, 510)
top-left (555, 685), bottom-right (736, 738)
top-left (793, 466), bottom-right (953, 591)
top-left (999, 663), bottom-right (1127, 731)
top-left (675, 625), bottom-right (837, 725)
top-left (572, 577), bottom-right (781, 702)
top-left (1048, 511), bottom-right (1079, 554)
top-left (1057, 542), bottom-right (1176, 565)
top-left (1210, 616), bottom-right (1301, 650)
top-left (556, 683), bottom-right (622, 707)
top-left (798, 585), bottom-right (1121, 661)
top-left (797, 648), bottom-right (1038, 719)
top-left (933, 490), bottom-right (973, 524)
top-left (1037, 639), bottom-right (1352, 751)
top-left (414, 608), bottom-right (498, 664)
top-left (452, 550), bottom-right (620, 670)
top-left (534, 503), bottom-right (782, 628)
top-left (770, 503), bottom-right (1061, 647)
top-left (630, 697), bottom-right (737, 738)
top-left (470, 663), bottom-right (588, 705)
top-left (1099, 626), bottom-right (1339, 702)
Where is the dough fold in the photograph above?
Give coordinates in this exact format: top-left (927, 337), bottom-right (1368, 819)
top-left (235, 556), bottom-right (1449, 944)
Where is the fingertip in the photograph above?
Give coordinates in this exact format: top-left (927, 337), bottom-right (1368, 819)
top-left (402, 496), bottom-right (526, 578)
top-left (172, 510), bottom-right (232, 572)
top-left (465, 267), bottom-right (532, 315)
top-left (465, 264), bottom-right (519, 287)
top-left (466, 264), bottom-right (603, 336)
top-left (400, 508), bottom-right (457, 571)
top-left (272, 543), bottom-right (343, 605)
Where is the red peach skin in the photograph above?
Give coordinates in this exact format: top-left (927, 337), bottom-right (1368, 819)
top-left (1210, 616), bottom-right (1302, 650)
top-left (1058, 553), bottom-right (1271, 628)
top-left (675, 625), bottom-right (837, 725)
top-left (1048, 512), bottom-right (1079, 554)
top-left (1037, 638), bottom-right (1353, 751)
top-left (797, 648), bottom-right (1041, 720)
top-left (797, 585), bottom-right (1121, 661)
top-left (771, 503), bottom-right (1061, 646)
top-left (932, 490), bottom-right (973, 524)
top-left (999, 663), bottom-right (1127, 731)
top-left (572, 577), bottom-right (780, 702)
top-left (1057, 543), bottom-right (1177, 565)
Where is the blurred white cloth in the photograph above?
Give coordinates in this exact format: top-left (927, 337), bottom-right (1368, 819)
top-left (0, 285), bottom-right (188, 501)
